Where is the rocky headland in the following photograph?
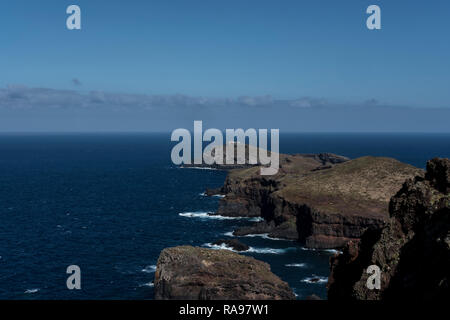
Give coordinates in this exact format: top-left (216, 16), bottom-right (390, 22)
top-left (154, 246), bottom-right (295, 300)
top-left (160, 146), bottom-right (448, 300)
top-left (209, 151), bottom-right (422, 249)
top-left (327, 158), bottom-right (449, 300)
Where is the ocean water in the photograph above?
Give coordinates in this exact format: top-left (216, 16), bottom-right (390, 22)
top-left (0, 133), bottom-right (449, 300)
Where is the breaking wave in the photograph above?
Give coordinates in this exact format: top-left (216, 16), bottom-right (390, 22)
top-left (181, 166), bottom-right (217, 170)
top-left (247, 247), bottom-right (294, 254)
top-left (24, 288), bottom-right (40, 294)
top-left (285, 263), bottom-right (307, 268)
top-left (203, 243), bottom-right (238, 252)
top-left (224, 231), bottom-right (289, 241)
top-left (301, 276), bottom-right (328, 284)
top-left (323, 249), bottom-right (342, 254)
top-left (141, 265), bottom-right (157, 273)
top-left (139, 282), bottom-right (154, 288)
top-left (179, 212), bottom-right (263, 221)
top-left (203, 243), bottom-right (294, 255)
top-left (248, 217), bottom-right (264, 222)
top-left (300, 247), bottom-right (343, 254)
top-left (199, 192), bottom-right (225, 198)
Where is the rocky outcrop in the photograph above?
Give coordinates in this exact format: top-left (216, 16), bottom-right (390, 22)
top-left (154, 246), bottom-right (295, 300)
top-left (182, 142), bottom-right (266, 170)
top-left (214, 155), bottom-right (422, 248)
top-left (327, 158), bottom-right (450, 300)
top-left (205, 187), bottom-right (223, 196)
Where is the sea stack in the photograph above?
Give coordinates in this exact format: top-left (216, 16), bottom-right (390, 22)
top-left (154, 246), bottom-right (295, 300)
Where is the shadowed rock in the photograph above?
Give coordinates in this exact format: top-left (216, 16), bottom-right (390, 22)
top-left (327, 158), bottom-right (450, 300)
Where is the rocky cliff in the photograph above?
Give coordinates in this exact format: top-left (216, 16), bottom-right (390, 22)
top-left (327, 158), bottom-right (450, 300)
top-left (154, 246), bottom-right (295, 300)
top-left (213, 154), bottom-right (422, 249)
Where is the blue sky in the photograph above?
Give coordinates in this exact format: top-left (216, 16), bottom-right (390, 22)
top-left (0, 0), bottom-right (449, 131)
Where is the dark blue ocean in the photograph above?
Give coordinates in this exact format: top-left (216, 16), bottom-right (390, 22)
top-left (1, 133), bottom-right (449, 300)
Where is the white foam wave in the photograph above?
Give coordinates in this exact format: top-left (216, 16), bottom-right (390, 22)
top-left (324, 249), bottom-right (343, 254)
top-left (301, 276), bottom-right (328, 284)
top-left (203, 243), bottom-right (238, 252)
top-left (224, 231), bottom-right (288, 241)
top-left (142, 265), bottom-right (157, 273)
top-left (244, 233), bottom-right (270, 239)
top-left (285, 263), bottom-right (307, 268)
top-left (139, 282), bottom-right (154, 288)
top-left (182, 166), bottom-right (217, 170)
top-left (179, 212), bottom-right (262, 221)
top-left (24, 288), bottom-right (40, 294)
top-left (301, 247), bottom-right (343, 254)
top-left (199, 192), bottom-right (225, 198)
top-left (243, 233), bottom-right (288, 241)
top-left (247, 247), bottom-right (292, 254)
top-left (248, 217), bottom-right (264, 222)
top-left (203, 243), bottom-right (293, 255)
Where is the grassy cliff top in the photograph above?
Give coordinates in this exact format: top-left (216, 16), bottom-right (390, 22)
top-left (227, 153), bottom-right (348, 179)
top-left (228, 155), bottom-right (423, 218)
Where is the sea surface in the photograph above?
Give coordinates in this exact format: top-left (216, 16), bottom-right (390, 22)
top-left (0, 133), bottom-right (449, 300)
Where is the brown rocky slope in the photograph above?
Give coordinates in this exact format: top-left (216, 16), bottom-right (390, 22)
top-left (327, 158), bottom-right (449, 300)
top-left (212, 154), bottom-right (422, 249)
top-left (154, 246), bottom-right (295, 300)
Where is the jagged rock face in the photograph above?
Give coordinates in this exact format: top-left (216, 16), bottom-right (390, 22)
top-left (425, 157), bottom-right (450, 193)
top-left (327, 158), bottom-right (450, 300)
top-left (154, 246), bottom-right (295, 300)
top-left (216, 155), bottom-right (421, 248)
